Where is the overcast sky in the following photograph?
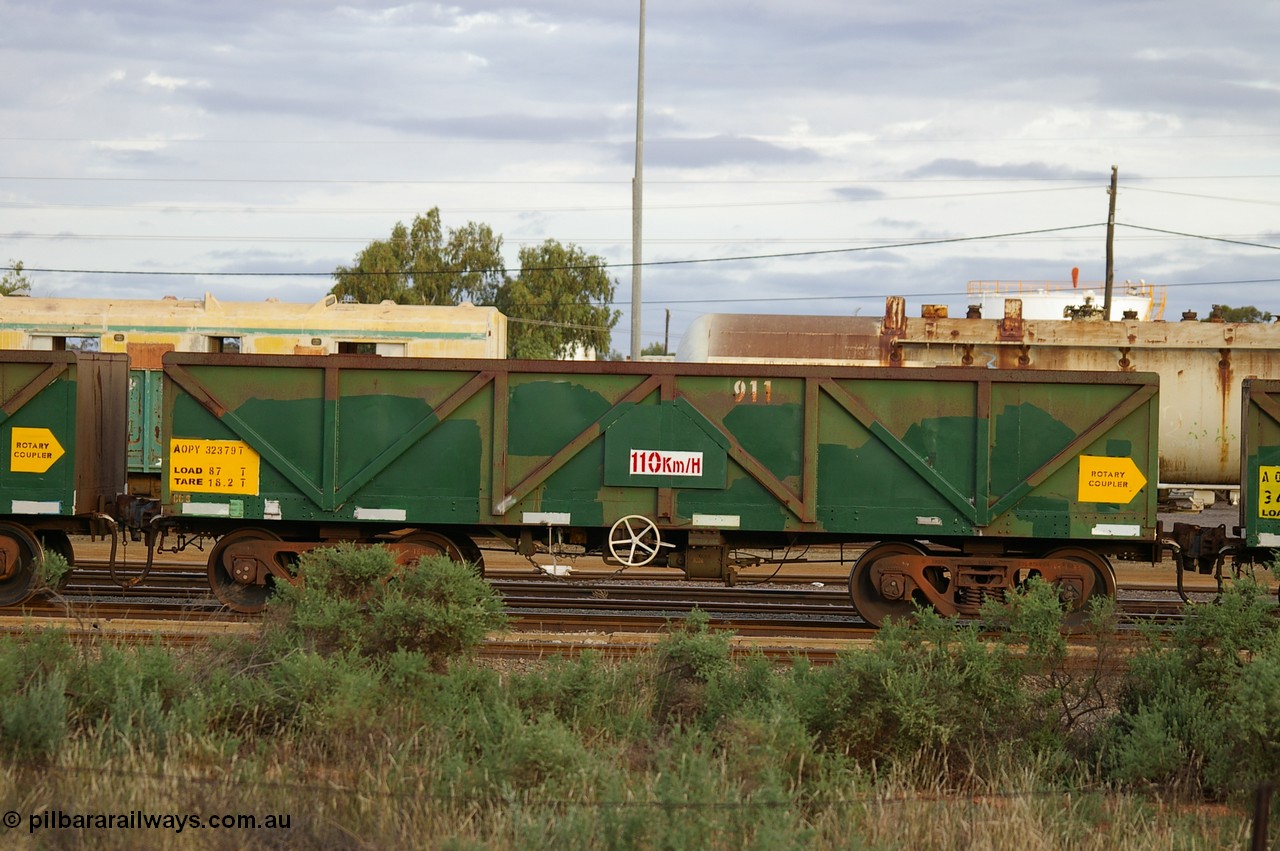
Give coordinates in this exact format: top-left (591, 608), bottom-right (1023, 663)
top-left (2, 1), bottom-right (1277, 354)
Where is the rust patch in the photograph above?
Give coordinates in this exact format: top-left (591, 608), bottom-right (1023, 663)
top-left (1219, 348), bottom-right (1233, 471)
top-left (998, 299), bottom-right (1024, 341)
top-left (880, 296), bottom-right (906, 365)
top-left (125, 343), bottom-right (175, 370)
top-left (687, 313), bottom-right (883, 361)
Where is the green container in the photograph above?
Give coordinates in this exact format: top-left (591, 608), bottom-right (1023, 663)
top-left (127, 368), bottom-right (164, 483)
top-left (160, 354), bottom-right (1159, 550)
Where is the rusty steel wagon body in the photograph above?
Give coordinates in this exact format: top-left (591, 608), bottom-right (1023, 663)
top-left (152, 353), bottom-right (1161, 623)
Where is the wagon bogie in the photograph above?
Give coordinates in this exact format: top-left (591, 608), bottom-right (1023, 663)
top-left (848, 541), bottom-right (1118, 627)
top-left (201, 523), bottom-right (482, 611)
top-left (206, 527), bottom-right (290, 613)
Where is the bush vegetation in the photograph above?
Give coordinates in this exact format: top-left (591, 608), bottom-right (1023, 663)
top-left (0, 552), bottom-right (1271, 848)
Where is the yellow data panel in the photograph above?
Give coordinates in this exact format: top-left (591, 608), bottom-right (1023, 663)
top-left (1258, 466), bottom-right (1280, 519)
top-left (169, 439), bottom-right (261, 495)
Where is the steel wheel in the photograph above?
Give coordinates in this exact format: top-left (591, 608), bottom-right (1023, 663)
top-left (391, 531), bottom-right (465, 567)
top-left (457, 538), bottom-right (486, 572)
top-left (0, 523), bottom-right (42, 607)
top-left (1040, 547), bottom-right (1116, 629)
top-left (207, 527), bottom-right (284, 613)
top-left (848, 541), bottom-right (928, 627)
top-left (608, 515), bottom-right (663, 567)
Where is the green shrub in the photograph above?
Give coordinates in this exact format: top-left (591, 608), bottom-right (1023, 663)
top-left (985, 579), bottom-right (1124, 749)
top-left (0, 630), bottom-right (75, 688)
top-left (1099, 578), bottom-right (1280, 797)
top-left (799, 600), bottom-right (1070, 779)
top-left (36, 551), bottom-right (71, 591)
top-left (267, 544), bottom-right (507, 671)
top-left (0, 632), bottom-right (75, 760)
top-left (0, 672), bottom-right (67, 759)
top-left (72, 643), bottom-right (199, 753)
top-left (509, 652), bottom-right (654, 739)
top-left (483, 713), bottom-right (591, 790)
top-left (651, 609), bottom-right (732, 725)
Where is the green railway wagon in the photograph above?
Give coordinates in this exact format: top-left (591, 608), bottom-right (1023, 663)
top-left (158, 353), bottom-right (1160, 622)
top-left (1167, 378), bottom-right (1280, 601)
top-left (1241, 378), bottom-right (1280, 551)
top-left (0, 351), bottom-right (129, 605)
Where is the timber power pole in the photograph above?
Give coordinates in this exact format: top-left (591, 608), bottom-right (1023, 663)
top-left (1104, 165), bottom-right (1118, 320)
top-left (630, 0), bottom-right (646, 361)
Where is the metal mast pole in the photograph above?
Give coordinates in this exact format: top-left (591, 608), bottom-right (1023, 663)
top-left (1104, 165), bottom-right (1117, 320)
top-left (630, 0), bottom-right (646, 360)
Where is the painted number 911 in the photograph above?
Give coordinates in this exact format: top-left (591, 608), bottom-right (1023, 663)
top-left (733, 379), bottom-right (772, 404)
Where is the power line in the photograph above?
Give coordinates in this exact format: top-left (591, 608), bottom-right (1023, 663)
top-left (2, 133), bottom-right (1278, 144)
top-left (3, 223), bottom-right (1274, 286)
top-left (2, 174), bottom-right (1279, 185)
top-left (1121, 187), bottom-right (1280, 207)
top-left (1115, 222), bottom-right (1280, 250)
top-left (0, 184), bottom-right (1097, 216)
top-left (621, 277), bottom-right (1280, 306)
top-left (620, 224), bottom-right (1108, 268)
top-left (3, 224), bottom-right (1108, 277)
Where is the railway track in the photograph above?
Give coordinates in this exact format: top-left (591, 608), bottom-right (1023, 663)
top-left (3, 544), bottom-right (1245, 660)
top-left (4, 574), bottom-right (1199, 634)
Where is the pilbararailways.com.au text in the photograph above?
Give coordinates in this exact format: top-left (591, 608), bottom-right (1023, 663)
top-left (8, 809), bottom-right (291, 834)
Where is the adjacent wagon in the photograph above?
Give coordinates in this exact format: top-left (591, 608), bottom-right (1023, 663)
top-left (0, 351), bottom-right (128, 604)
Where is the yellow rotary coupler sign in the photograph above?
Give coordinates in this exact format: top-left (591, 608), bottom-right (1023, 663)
top-left (1077, 455), bottom-right (1147, 504)
top-left (10, 427), bottom-right (65, 474)
top-left (169, 439), bottom-right (261, 495)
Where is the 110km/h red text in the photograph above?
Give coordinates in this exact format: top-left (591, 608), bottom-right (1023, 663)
top-left (629, 450), bottom-right (704, 477)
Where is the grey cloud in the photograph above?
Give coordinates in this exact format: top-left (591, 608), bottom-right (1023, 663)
top-left (906, 160), bottom-right (1106, 181)
top-left (832, 186), bottom-right (888, 202)
top-left (644, 136), bottom-right (824, 169)
top-left (384, 113), bottom-right (615, 144)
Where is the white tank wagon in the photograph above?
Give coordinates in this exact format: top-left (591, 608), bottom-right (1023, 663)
top-left (677, 296), bottom-right (1280, 493)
